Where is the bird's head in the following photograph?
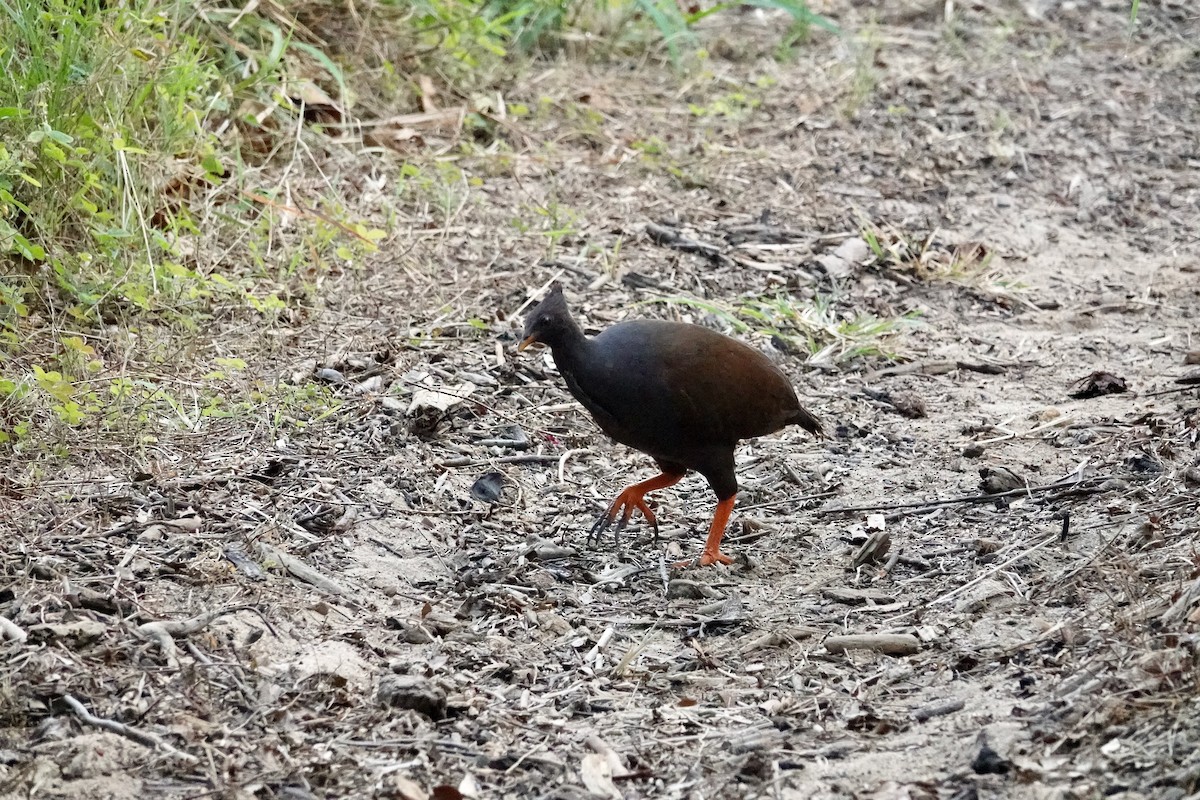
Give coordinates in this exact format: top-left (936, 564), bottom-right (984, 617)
top-left (518, 283), bottom-right (573, 352)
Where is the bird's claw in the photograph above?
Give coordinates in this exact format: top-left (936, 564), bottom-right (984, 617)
top-left (698, 549), bottom-right (734, 566)
top-left (672, 549), bottom-right (734, 568)
top-left (587, 494), bottom-right (659, 551)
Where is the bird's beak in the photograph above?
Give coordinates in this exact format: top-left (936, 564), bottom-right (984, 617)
top-left (517, 335), bottom-right (538, 352)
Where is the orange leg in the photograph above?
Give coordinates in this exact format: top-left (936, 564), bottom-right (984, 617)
top-left (589, 471), bottom-right (684, 550)
top-left (697, 495), bottom-right (737, 566)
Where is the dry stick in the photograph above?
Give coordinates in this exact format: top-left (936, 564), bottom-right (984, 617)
top-left (557, 448), bottom-right (591, 483)
top-left (817, 476), bottom-right (1108, 516)
top-left (396, 374), bottom-right (586, 443)
top-left (980, 413), bottom-right (1076, 444)
top-left (437, 454), bottom-right (564, 468)
top-left (255, 542), bottom-right (349, 597)
top-left (513, 269), bottom-right (568, 319)
top-left (912, 698), bottom-right (966, 722)
top-left (63, 694), bottom-right (198, 763)
top-left (1143, 384), bottom-right (1200, 398)
top-left (136, 607), bottom-right (247, 669)
top-left (184, 641), bottom-right (257, 704)
top-left (1041, 518), bottom-right (1129, 591)
top-left (929, 532), bottom-right (1059, 607)
top-left (824, 633), bottom-right (921, 655)
top-left (741, 490), bottom-right (838, 512)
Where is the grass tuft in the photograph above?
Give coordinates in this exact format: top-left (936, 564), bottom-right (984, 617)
top-left (645, 292), bottom-right (918, 365)
top-left (860, 222), bottom-right (1028, 306)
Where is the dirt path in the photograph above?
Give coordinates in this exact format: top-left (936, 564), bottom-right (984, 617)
top-left (6, 2), bottom-right (1200, 799)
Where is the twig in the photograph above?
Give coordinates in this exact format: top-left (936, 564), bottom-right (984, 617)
top-left (1160, 575), bottom-right (1200, 626)
top-left (740, 490), bottom-right (838, 511)
top-left (1142, 384), bottom-right (1200, 398)
top-left (438, 454), bottom-right (565, 468)
top-left (911, 698), bottom-right (965, 722)
top-left (867, 359), bottom-right (1008, 379)
top-left (255, 542), bottom-right (350, 597)
top-left (558, 448), bottom-right (591, 483)
top-left (184, 641), bottom-right (257, 704)
top-left (63, 694), bottom-right (198, 763)
top-left (817, 475), bottom-right (1108, 516)
top-left (980, 413), bottom-right (1075, 444)
top-left (512, 270), bottom-right (567, 319)
top-left (929, 532), bottom-right (1058, 607)
top-left (136, 607), bottom-right (247, 669)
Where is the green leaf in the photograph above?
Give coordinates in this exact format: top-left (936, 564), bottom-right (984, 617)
top-left (46, 128), bottom-right (74, 145)
top-left (201, 152), bottom-right (223, 175)
top-left (42, 141), bottom-right (67, 163)
top-left (112, 136), bottom-right (148, 155)
top-left (55, 400), bottom-right (86, 425)
top-left (11, 234), bottom-right (46, 261)
top-left (62, 336), bottom-right (95, 355)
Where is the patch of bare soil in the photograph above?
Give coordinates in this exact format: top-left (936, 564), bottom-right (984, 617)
top-left (4, 2), bottom-right (1200, 798)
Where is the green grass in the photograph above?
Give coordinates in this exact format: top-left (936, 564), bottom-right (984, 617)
top-left (860, 222), bottom-right (1024, 292)
top-left (411, 0), bottom-right (836, 65)
top-left (0, 0), bottom-right (838, 462)
top-left (644, 293), bottom-right (918, 364)
top-left (0, 0), bottom-right (383, 455)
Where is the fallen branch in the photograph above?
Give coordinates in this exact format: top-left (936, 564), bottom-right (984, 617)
top-left (739, 490), bottom-right (838, 511)
top-left (867, 359), bottom-right (1009, 378)
top-left (63, 694), bottom-right (198, 763)
top-left (437, 454), bottom-right (563, 468)
top-left (929, 533), bottom-right (1058, 607)
top-left (136, 607), bottom-right (245, 669)
top-left (644, 221), bottom-right (728, 263)
top-left (911, 698), bottom-right (965, 721)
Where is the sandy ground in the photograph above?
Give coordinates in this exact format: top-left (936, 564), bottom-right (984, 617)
top-left (4, 1), bottom-right (1200, 799)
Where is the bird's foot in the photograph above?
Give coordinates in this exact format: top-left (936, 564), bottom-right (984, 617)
top-left (699, 549), bottom-right (734, 566)
top-left (672, 549), bottom-right (734, 568)
top-left (587, 490), bottom-right (659, 550)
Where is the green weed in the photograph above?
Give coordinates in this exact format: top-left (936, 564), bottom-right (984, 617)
top-left (411, 0), bottom-right (835, 68)
top-left (645, 293), bottom-right (917, 364)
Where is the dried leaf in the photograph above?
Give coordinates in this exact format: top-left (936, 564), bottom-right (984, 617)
top-left (580, 753), bottom-right (621, 800)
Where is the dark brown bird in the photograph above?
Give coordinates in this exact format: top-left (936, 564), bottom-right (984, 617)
top-left (519, 284), bottom-right (822, 566)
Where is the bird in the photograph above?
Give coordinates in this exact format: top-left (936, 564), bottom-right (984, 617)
top-left (518, 283), bottom-right (822, 566)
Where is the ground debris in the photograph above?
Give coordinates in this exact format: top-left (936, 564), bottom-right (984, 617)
top-left (1069, 370), bottom-right (1129, 399)
top-left (5, 4), bottom-right (1200, 798)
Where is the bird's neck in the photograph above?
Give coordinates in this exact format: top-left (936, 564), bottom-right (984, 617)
top-left (548, 317), bottom-right (591, 373)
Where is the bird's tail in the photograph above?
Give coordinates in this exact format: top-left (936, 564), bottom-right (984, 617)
top-left (788, 406), bottom-right (824, 438)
